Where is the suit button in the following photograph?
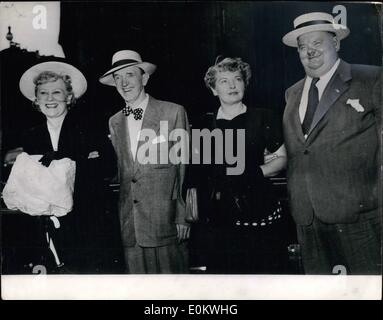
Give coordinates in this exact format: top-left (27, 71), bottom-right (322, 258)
top-left (303, 150), bottom-right (309, 155)
top-left (132, 178), bottom-right (137, 183)
top-left (133, 199), bottom-right (139, 204)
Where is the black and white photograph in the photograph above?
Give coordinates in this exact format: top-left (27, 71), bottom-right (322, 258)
top-left (0, 1), bottom-right (381, 300)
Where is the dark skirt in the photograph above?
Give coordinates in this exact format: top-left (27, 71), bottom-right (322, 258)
top-left (206, 190), bottom-right (288, 274)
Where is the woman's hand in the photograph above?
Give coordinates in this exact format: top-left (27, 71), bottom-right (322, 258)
top-left (264, 153), bottom-right (279, 164)
top-left (4, 147), bottom-right (23, 166)
top-left (39, 151), bottom-right (64, 167)
top-left (260, 144), bottom-right (287, 177)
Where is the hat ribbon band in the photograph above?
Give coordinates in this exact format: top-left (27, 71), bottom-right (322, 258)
top-left (295, 20), bottom-right (332, 29)
top-left (111, 59), bottom-right (140, 68)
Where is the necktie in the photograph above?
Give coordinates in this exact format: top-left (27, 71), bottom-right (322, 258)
top-left (302, 77), bottom-right (319, 135)
top-left (122, 106), bottom-right (144, 120)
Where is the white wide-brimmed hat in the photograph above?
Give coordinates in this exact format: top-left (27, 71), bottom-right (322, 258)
top-left (99, 50), bottom-right (157, 86)
top-left (282, 12), bottom-right (350, 47)
top-left (19, 61), bottom-right (87, 101)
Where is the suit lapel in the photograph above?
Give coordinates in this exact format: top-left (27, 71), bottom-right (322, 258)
top-left (307, 60), bottom-right (352, 136)
top-left (42, 122), bottom-right (55, 151)
top-left (114, 111), bottom-right (135, 171)
top-left (287, 80), bottom-right (306, 144)
top-left (134, 96), bottom-right (161, 173)
top-left (57, 113), bottom-right (76, 154)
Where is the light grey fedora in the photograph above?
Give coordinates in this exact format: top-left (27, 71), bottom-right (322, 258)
top-left (99, 50), bottom-right (156, 86)
top-left (282, 12), bottom-right (350, 47)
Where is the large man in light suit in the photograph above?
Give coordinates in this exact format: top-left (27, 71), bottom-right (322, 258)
top-left (282, 12), bottom-right (381, 274)
top-left (99, 50), bottom-right (190, 273)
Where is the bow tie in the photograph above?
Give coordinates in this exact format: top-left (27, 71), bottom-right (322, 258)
top-left (122, 106), bottom-right (144, 120)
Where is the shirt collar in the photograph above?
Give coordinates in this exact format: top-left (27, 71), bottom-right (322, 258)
top-left (125, 93), bottom-right (149, 113)
top-left (216, 103), bottom-right (247, 120)
top-left (47, 113), bottom-right (66, 130)
top-left (308, 58), bottom-right (340, 85)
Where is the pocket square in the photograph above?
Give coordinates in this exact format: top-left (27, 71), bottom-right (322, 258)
top-left (347, 99), bottom-right (364, 112)
top-left (152, 135), bottom-right (167, 144)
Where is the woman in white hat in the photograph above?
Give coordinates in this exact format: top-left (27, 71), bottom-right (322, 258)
top-left (6, 61), bottom-right (111, 273)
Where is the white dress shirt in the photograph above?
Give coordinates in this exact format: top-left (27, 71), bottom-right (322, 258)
top-left (216, 103), bottom-right (247, 120)
top-left (299, 59), bottom-right (341, 124)
top-left (47, 116), bottom-right (65, 151)
top-left (126, 93), bottom-right (149, 159)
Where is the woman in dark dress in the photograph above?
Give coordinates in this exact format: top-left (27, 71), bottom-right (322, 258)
top-left (192, 57), bottom-right (287, 274)
top-left (8, 61), bottom-right (115, 273)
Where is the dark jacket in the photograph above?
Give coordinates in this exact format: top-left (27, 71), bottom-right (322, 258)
top-left (188, 107), bottom-right (283, 224)
top-left (21, 111), bottom-right (116, 270)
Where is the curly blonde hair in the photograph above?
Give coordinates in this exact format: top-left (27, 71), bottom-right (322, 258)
top-left (33, 71), bottom-right (76, 110)
top-left (204, 57), bottom-right (252, 89)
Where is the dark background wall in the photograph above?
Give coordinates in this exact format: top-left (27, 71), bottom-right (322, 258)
top-left (1, 1), bottom-right (382, 164)
top-left (0, 1), bottom-right (381, 274)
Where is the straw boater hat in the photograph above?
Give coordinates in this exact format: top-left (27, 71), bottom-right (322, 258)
top-left (99, 50), bottom-right (157, 86)
top-left (282, 12), bottom-right (350, 47)
top-left (19, 61), bottom-right (87, 101)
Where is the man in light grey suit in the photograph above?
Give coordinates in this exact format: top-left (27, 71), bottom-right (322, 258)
top-left (282, 12), bottom-right (381, 274)
top-left (99, 50), bottom-right (190, 273)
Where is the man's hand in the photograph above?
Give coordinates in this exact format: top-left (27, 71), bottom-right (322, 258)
top-left (176, 224), bottom-right (190, 242)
